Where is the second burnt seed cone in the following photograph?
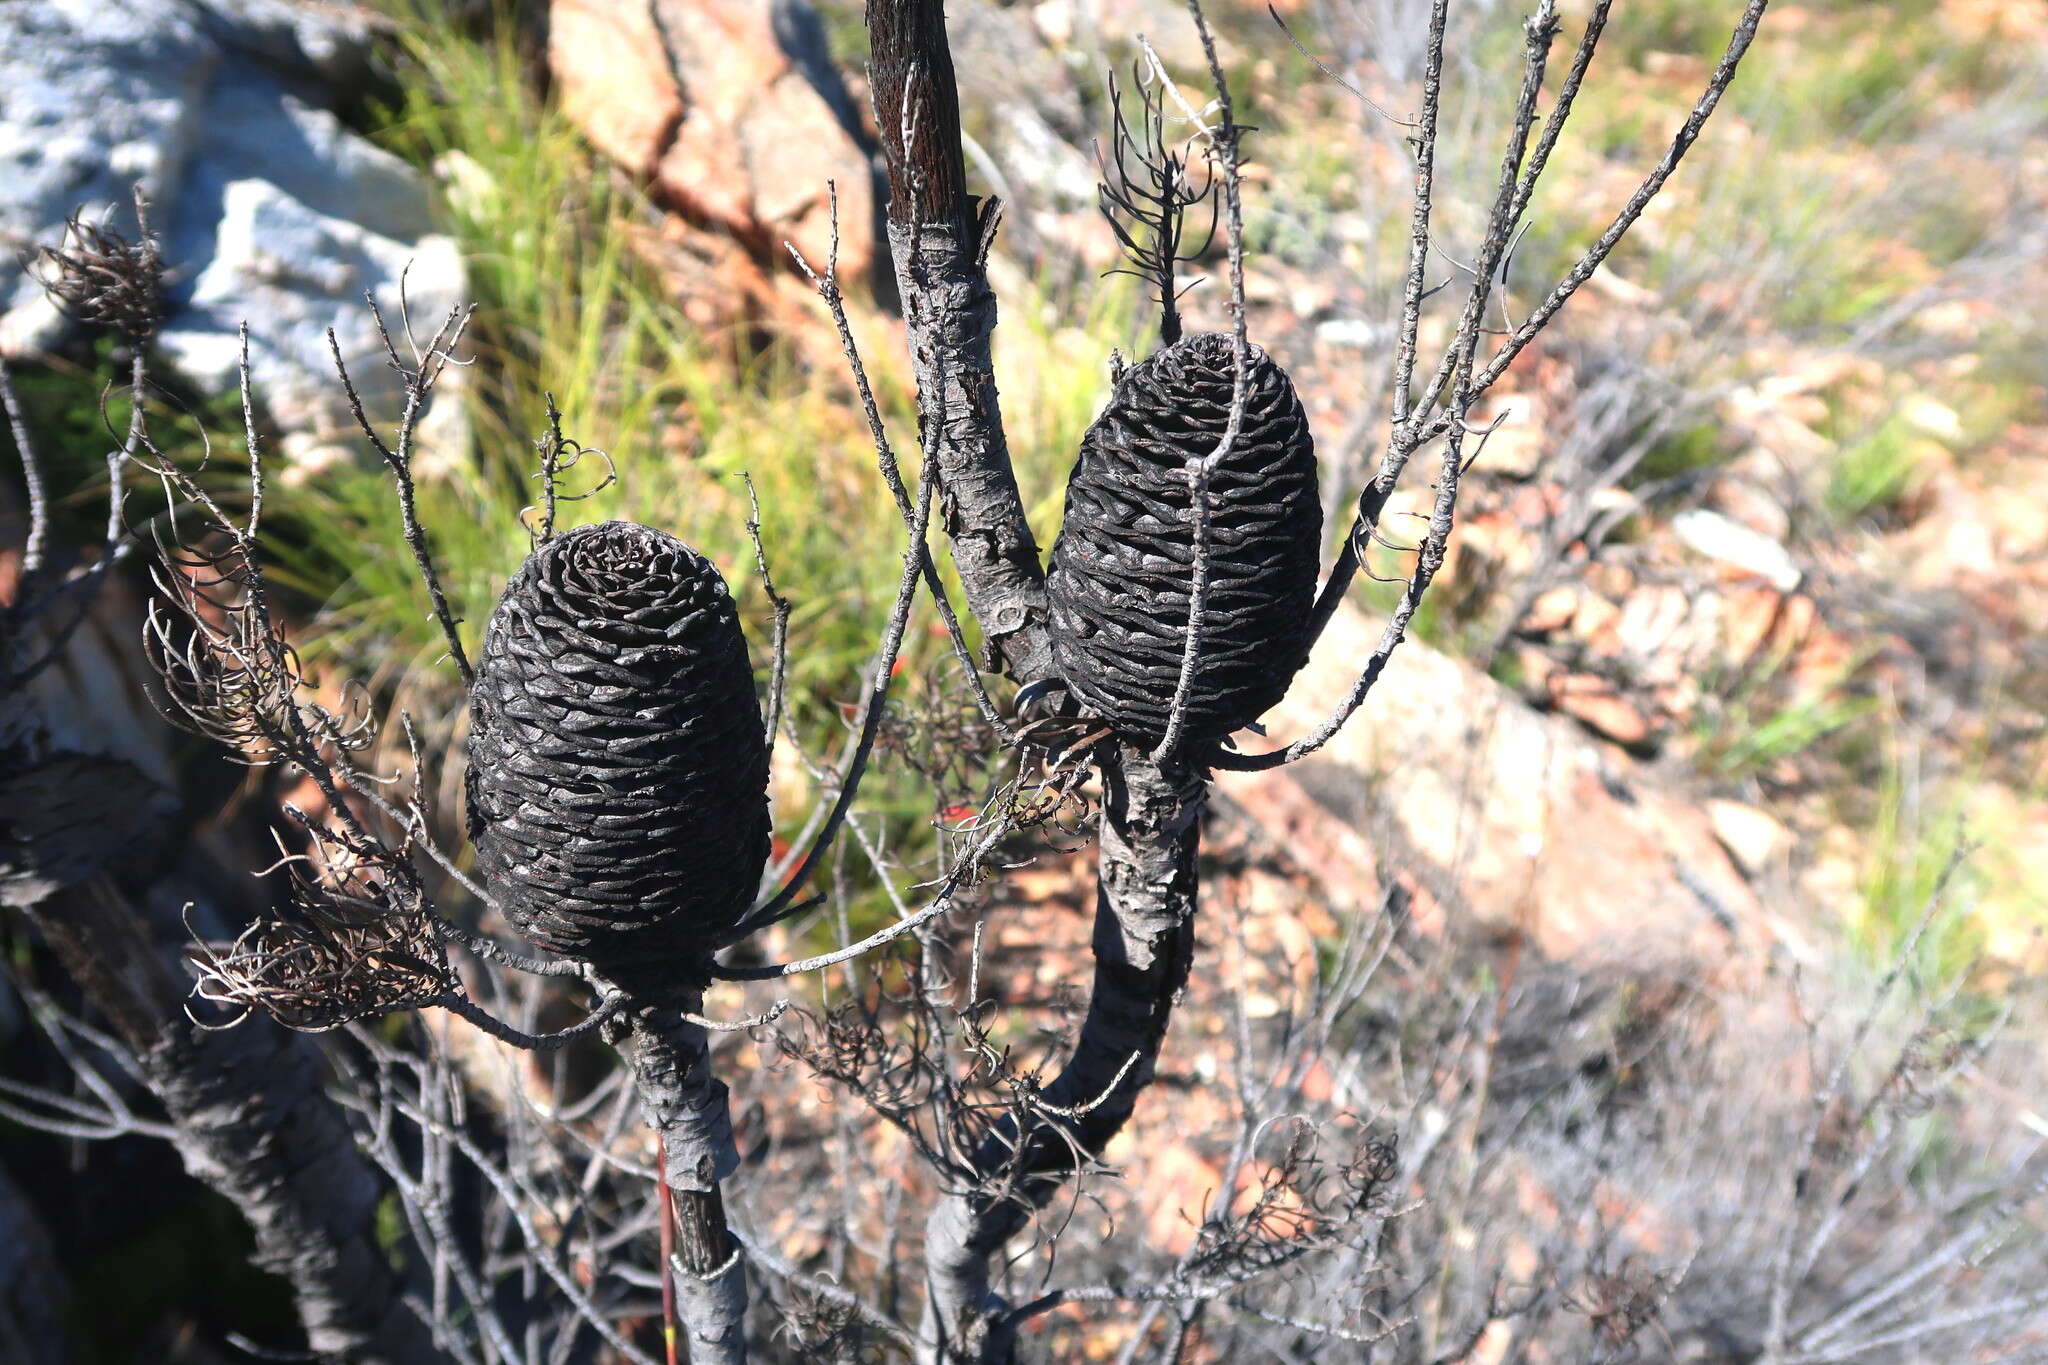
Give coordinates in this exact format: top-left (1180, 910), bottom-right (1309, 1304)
top-left (465, 522), bottom-right (769, 989)
top-left (1046, 332), bottom-right (1321, 747)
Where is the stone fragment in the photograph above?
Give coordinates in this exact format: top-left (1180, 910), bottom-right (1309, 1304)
top-left (1706, 799), bottom-right (1793, 878)
top-left (1549, 671), bottom-right (1654, 747)
top-left (549, 0), bottom-right (876, 283)
top-left (1520, 585), bottom-right (1581, 636)
top-left (1215, 605), bottom-right (1768, 970)
top-left (1672, 507), bottom-right (1803, 591)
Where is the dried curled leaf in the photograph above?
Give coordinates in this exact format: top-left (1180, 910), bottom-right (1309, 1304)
top-left (189, 825), bottom-right (458, 1031)
top-left (191, 914), bottom-right (456, 1033)
top-left (465, 522), bottom-right (770, 985)
top-left (1046, 333), bottom-right (1321, 745)
top-left (31, 208), bottom-right (165, 340)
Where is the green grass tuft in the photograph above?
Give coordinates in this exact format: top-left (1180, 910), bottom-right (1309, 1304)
top-left (1823, 414), bottom-right (1934, 524)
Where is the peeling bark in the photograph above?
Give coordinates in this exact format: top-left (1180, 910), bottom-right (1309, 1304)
top-left (143, 1015), bottom-right (437, 1363)
top-left (863, 5), bottom-right (1212, 1359)
top-left (622, 998), bottom-right (749, 1364)
top-left (867, 0), bottom-right (1054, 687)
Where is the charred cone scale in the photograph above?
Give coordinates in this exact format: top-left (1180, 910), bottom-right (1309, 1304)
top-left (465, 522), bottom-right (769, 992)
top-left (1047, 331), bottom-right (1321, 747)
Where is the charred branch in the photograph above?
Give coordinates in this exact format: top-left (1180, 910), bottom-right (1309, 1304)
top-left (26, 876), bottom-right (437, 1363)
top-left (866, 0), bottom-right (1054, 689)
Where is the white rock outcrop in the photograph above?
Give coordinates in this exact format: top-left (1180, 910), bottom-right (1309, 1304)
top-left (0, 0), bottom-right (465, 469)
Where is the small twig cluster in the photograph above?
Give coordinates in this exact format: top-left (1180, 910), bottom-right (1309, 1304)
top-left (1, 198), bottom-right (160, 693)
top-left (1096, 63), bottom-right (1218, 346)
top-left (0, 0), bottom-right (1805, 1360)
top-left (27, 189), bottom-right (165, 341)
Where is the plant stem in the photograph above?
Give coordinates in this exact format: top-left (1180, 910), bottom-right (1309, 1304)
top-left (33, 876), bottom-right (438, 1363)
top-left (921, 746), bottom-right (1204, 1362)
top-left (624, 997), bottom-right (749, 1364)
top-left (867, 0), bottom-right (1055, 688)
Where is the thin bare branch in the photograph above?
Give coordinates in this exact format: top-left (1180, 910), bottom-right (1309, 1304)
top-left (325, 305), bottom-right (478, 686)
top-left (1151, 3), bottom-right (1253, 764)
top-left (785, 183), bottom-right (1017, 747)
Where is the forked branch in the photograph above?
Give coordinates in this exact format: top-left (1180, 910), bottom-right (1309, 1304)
top-left (867, 0), bottom-right (1055, 688)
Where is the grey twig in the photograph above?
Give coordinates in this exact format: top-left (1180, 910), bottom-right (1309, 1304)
top-left (325, 300), bottom-right (479, 686)
top-left (1150, 3), bottom-right (1252, 765)
top-left (785, 183), bottom-right (1017, 747)
top-left (1214, 0), bottom-right (1770, 773)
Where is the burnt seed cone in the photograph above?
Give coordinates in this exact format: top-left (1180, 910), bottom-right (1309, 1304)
top-left (1046, 332), bottom-right (1321, 746)
top-left (465, 522), bottom-right (770, 983)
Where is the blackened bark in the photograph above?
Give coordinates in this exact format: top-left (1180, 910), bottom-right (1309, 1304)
top-left (144, 1022), bottom-right (436, 1363)
top-left (867, 0), bottom-right (1054, 687)
top-left (622, 999), bottom-right (749, 1363)
top-left (32, 876), bottom-right (436, 1364)
top-left (866, 0), bottom-right (968, 231)
top-left (921, 748), bottom-right (1203, 1362)
top-left (862, 6), bottom-right (1212, 1359)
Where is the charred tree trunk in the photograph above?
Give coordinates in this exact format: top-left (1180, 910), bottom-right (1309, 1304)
top-left (31, 876), bottom-right (437, 1364)
top-left (923, 748), bottom-right (1202, 1361)
top-left (865, 5), bottom-right (1211, 1359)
top-left (622, 997), bottom-right (749, 1364)
top-left (0, 1162), bottom-right (67, 1365)
top-left (867, 0), bottom-right (1053, 688)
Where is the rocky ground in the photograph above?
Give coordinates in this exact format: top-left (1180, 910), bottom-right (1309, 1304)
top-left (539, 0), bottom-right (2048, 980)
top-left (537, 0), bottom-right (2048, 1352)
top-left (5, 0), bottom-right (2047, 1357)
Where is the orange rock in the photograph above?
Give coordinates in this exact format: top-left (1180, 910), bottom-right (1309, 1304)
top-left (1583, 561), bottom-right (1637, 602)
top-left (1513, 643), bottom-right (1561, 695)
top-left (1213, 763), bottom-right (1379, 919)
top-left (1789, 625), bottom-right (1859, 693)
top-left (550, 0), bottom-right (875, 282)
top-left (1503, 480), bottom-right (1569, 527)
top-left (1472, 391), bottom-right (1547, 478)
top-left (1520, 584), bottom-right (1580, 636)
top-left (1774, 593), bottom-right (1821, 651)
top-left (1130, 1139), bottom-right (1224, 1255)
top-left (1613, 584), bottom-right (1691, 676)
top-left (1944, 0), bottom-right (2048, 41)
top-left (1297, 1057), bottom-right (1335, 1104)
top-left (1550, 672), bottom-right (1654, 747)
top-left (1569, 592), bottom-right (1625, 657)
top-left (1652, 675), bottom-right (1701, 727)
top-left (1234, 605), bottom-right (1767, 972)
top-left (548, 0), bottom-right (681, 175)
top-left (1718, 584), bottom-right (1785, 668)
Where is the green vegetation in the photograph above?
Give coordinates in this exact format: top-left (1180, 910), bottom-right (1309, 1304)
top-left (1850, 769), bottom-right (1987, 984)
top-left (1823, 414), bottom-right (1933, 524)
top-left (284, 6), bottom-right (1149, 705)
top-left (7, 334), bottom-right (249, 549)
top-left (1630, 421), bottom-right (1729, 487)
top-left (1699, 688), bottom-right (1877, 782)
top-left (1689, 635), bottom-right (1881, 785)
top-left (223, 6), bottom-right (1153, 935)
top-left (16, 0), bottom-right (2023, 968)
top-left (1523, 2), bottom-right (2030, 343)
